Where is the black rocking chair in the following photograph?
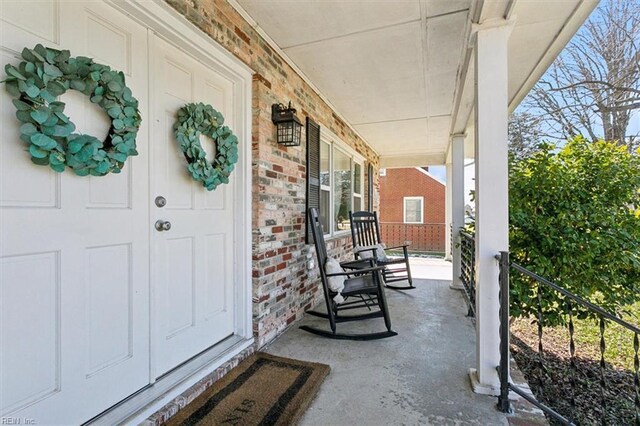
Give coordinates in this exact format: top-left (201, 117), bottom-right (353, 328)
top-left (349, 210), bottom-right (415, 290)
top-left (300, 208), bottom-right (397, 340)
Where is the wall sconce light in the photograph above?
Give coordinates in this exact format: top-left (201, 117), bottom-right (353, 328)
top-left (271, 102), bottom-right (302, 147)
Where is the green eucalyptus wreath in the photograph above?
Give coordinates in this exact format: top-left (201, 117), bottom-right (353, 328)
top-left (3, 44), bottom-right (141, 176)
top-left (173, 103), bottom-right (239, 191)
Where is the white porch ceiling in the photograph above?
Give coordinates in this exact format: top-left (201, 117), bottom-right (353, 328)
top-left (235, 0), bottom-right (598, 166)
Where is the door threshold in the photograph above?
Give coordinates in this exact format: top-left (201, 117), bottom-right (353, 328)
top-left (86, 336), bottom-right (254, 426)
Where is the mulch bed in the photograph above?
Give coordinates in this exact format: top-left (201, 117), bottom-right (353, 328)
top-left (510, 318), bottom-right (637, 425)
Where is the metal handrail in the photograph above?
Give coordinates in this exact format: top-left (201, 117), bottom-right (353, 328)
top-left (496, 251), bottom-right (640, 425)
top-left (510, 262), bottom-right (640, 334)
top-left (459, 231), bottom-right (476, 317)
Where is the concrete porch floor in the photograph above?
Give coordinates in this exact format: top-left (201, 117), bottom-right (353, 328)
top-left (264, 258), bottom-right (510, 425)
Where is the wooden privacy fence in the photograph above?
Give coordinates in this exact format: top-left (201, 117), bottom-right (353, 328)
top-left (379, 222), bottom-right (446, 253)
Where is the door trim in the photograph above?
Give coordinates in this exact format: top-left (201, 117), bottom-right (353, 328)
top-left (108, 0), bottom-right (254, 383)
top-left (86, 336), bottom-right (253, 425)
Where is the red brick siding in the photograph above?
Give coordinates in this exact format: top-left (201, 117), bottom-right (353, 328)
top-left (379, 168), bottom-right (445, 251)
top-left (165, 0), bottom-right (380, 347)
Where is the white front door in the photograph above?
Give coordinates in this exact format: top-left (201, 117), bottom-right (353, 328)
top-left (150, 35), bottom-right (237, 377)
top-left (0, 2), bottom-right (150, 424)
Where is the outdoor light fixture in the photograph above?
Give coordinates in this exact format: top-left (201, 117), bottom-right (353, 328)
top-left (271, 102), bottom-right (302, 147)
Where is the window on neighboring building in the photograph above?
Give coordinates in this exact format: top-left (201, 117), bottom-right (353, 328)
top-left (403, 197), bottom-right (424, 224)
top-left (319, 130), bottom-right (364, 236)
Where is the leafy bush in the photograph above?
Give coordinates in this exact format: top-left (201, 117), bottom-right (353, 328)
top-left (509, 137), bottom-right (640, 325)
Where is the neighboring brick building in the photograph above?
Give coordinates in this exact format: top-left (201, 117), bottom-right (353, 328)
top-left (379, 167), bottom-right (446, 253)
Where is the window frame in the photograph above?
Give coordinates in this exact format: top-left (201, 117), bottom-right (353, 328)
top-left (403, 196), bottom-right (424, 224)
top-left (319, 128), bottom-right (365, 237)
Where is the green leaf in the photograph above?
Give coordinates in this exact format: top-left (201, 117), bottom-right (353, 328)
top-left (111, 152), bottom-right (128, 162)
top-left (30, 109), bottom-right (49, 124)
top-left (107, 80), bottom-right (122, 92)
top-left (69, 80), bottom-right (85, 91)
top-left (20, 123), bottom-right (37, 136)
top-left (30, 133), bottom-right (57, 149)
top-left (55, 50), bottom-right (70, 63)
top-left (68, 140), bottom-right (85, 154)
top-left (122, 87), bottom-right (132, 102)
top-left (116, 142), bottom-right (130, 153)
top-left (112, 119), bottom-right (124, 130)
top-left (49, 152), bottom-right (64, 165)
top-left (45, 48), bottom-right (56, 64)
top-left (46, 81), bottom-right (66, 96)
top-left (54, 112), bottom-right (70, 123)
top-left (16, 110), bottom-right (32, 122)
top-left (25, 85), bottom-right (40, 98)
top-left (107, 107), bottom-right (121, 119)
top-left (43, 63), bottom-right (63, 78)
top-left (5, 80), bottom-right (20, 96)
top-left (95, 161), bottom-right (109, 174)
top-left (50, 162), bottom-right (65, 173)
top-left (12, 99), bottom-right (32, 111)
top-left (31, 156), bottom-right (49, 166)
top-left (39, 90), bottom-right (56, 103)
top-left (49, 101), bottom-right (65, 113)
top-left (29, 145), bottom-right (48, 158)
top-left (123, 106), bottom-right (136, 117)
top-left (34, 44), bottom-right (48, 61)
top-left (43, 113), bottom-right (58, 127)
top-left (49, 125), bottom-right (72, 137)
top-left (5, 64), bottom-right (26, 80)
top-left (21, 47), bottom-right (38, 63)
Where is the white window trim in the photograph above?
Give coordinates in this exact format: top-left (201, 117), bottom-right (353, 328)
top-left (320, 128), bottom-right (364, 237)
top-left (403, 196), bottom-right (424, 224)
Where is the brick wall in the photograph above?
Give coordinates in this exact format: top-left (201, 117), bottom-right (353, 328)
top-left (379, 168), bottom-right (445, 252)
top-left (165, 0), bottom-right (380, 347)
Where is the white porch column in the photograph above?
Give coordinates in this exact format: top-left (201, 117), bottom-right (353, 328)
top-left (470, 21), bottom-right (513, 395)
top-left (450, 135), bottom-right (465, 290)
top-left (444, 163), bottom-right (452, 261)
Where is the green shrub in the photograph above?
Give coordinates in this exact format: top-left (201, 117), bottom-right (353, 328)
top-left (509, 137), bottom-right (640, 325)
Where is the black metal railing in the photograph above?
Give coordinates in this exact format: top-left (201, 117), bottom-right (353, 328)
top-left (459, 231), bottom-right (476, 317)
top-left (496, 251), bottom-right (640, 425)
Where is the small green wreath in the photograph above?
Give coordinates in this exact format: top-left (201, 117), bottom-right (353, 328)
top-left (173, 103), bottom-right (239, 191)
top-left (3, 44), bottom-right (141, 176)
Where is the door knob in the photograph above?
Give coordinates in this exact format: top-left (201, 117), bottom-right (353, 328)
top-left (155, 196), bottom-right (167, 208)
top-left (155, 220), bottom-right (172, 231)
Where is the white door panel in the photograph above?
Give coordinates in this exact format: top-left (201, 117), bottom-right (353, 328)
top-left (1, 1), bottom-right (244, 422)
top-left (151, 35), bottom-right (236, 377)
top-left (0, 2), bottom-right (149, 424)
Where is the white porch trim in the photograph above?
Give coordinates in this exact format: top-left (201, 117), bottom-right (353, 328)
top-left (470, 20), bottom-right (513, 395)
top-left (445, 163), bottom-right (452, 261)
top-left (450, 134), bottom-right (465, 291)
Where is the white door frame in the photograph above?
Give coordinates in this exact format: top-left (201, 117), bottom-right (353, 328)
top-left (109, 0), bottom-right (253, 346)
top-left (99, 0), bottom-right (254, 418)
top-left (117, 0), bottom-right (252, 340)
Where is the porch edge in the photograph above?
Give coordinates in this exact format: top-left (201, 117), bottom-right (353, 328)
top-left (468, 368), bottom-right (500, 396)
top-left (87, 337), bottom-right (254, 426)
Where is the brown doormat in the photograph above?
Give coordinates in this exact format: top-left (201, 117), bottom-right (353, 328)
top-left (165, 353), bottom-right (330, 426)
